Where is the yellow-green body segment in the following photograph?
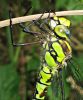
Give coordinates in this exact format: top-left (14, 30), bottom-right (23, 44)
top-left (34, 16), bottom-right (72, 100)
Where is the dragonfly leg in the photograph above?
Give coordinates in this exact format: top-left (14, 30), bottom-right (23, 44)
top-left (23, 6), bottom-right (32, 16)
top-left (22, 11), bottom-right (45, 31)
top-left (20, 11), bottom-right (51, 38)
top-left (33, 10), bottom-right (52, 33)
top-left (19, 11), bottom-right (46, 35)
top-left (35, 10), bottom-right (56, 34)
top-left (40, 10), bottom-right (51, 27)
top-left (9, 10), bottom-right (18, 46)
top-left (19, 23), bottom-right (41, 35)
top-left (9, 11), bottom-right (41, 46)
top-left (19, 7), bottom-right (40, 35)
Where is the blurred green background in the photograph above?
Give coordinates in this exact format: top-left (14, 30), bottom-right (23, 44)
top-left (0, 0), bottom-right (83, 100)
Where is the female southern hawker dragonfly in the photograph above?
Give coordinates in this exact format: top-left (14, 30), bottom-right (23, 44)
top-left (9, 12), bottom-right (83, 100)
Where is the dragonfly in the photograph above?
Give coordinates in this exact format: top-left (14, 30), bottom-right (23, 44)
top-left (9, 11), bottom-right (82, 100)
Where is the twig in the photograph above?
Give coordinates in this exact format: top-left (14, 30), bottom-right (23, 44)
top-left (66, 76), bottom-right (83, 96)
top-left (71, 36), bottom-right (83, 51)
top-left (0, 10), bottom-right (83, 28)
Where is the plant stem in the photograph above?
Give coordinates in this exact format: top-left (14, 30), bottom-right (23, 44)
top-left (0, 10), bottom-right (83, 28)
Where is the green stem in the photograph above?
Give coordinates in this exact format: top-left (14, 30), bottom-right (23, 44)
top-left (13, 31), bottom-right (25, 63)
top-left (6, 26), bottom-right (14, 62)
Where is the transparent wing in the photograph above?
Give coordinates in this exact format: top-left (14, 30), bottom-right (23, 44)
top-left (51, 73), bottom-right (60, 97)
top-left (49, 69), bottom-right (65, 100)
top-left (64, 57), bottom-right (83, 99)
top-left (67, 57), bottom-right (83, 81)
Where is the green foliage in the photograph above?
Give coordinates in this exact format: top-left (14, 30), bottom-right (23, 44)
top-left (0, 64), bottom-right (20, 100)
top-left (31, 0), bottom-right (41, 10)
top-left (0, 0), bottom-right (83, 100)
top-left (27, 55), bottom-right (40, 71)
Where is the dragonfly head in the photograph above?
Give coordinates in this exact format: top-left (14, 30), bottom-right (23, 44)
top-left (54, 25), bottom-right (70, 40)
top-left (49, 16), bottom-right (71, 40)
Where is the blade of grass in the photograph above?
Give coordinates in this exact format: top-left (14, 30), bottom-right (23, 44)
top-left (13, 31), bottom-right (25, 63)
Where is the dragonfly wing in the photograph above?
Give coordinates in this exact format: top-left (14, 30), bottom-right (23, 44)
top-left (67, 58), bottom-right (83, 81)
top-left (51, 69), bottom-right (65, 100)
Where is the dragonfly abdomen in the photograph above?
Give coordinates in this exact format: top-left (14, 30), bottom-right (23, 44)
top-left (35, 65), bottom-right (52, 99)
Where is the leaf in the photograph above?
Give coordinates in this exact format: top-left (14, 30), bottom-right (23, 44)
top-left (31, 0), bottom-right (40, 10)
top-left (27, 55), bottom-right (40, 71)
top-left (0, 64), bottom-right (20, 100)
